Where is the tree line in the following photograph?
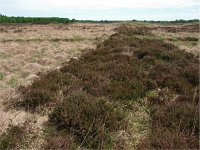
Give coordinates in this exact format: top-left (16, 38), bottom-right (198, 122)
top-left (0, 15), bottom-right (119, 24)
top-left (1, 15), bottom-right (198, 24)
top-left (0, 15), bottom-right (74, 24)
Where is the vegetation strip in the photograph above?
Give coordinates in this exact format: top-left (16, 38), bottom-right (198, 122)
top-left (0, 38), bottom-right (85, 43)
top-left (2, 25), bottom-right (199, 149)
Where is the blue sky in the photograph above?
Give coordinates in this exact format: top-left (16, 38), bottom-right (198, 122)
top-left (0, 0), bottom-right (199, 20)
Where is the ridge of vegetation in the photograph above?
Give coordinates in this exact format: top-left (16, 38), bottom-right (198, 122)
top-left (4, 24), bottom-right (199, 149)
top-left (131, 19), bottom-right (199, 24)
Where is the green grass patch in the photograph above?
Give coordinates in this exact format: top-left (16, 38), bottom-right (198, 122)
top-left (7, 76), bottom-right (18, 87)
top-left (0, 52), bottom-right (11, 59)
top-left (0, 72), bottom-right (4, 80)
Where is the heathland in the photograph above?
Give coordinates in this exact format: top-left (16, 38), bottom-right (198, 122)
top-left (0, 20), bottom-right (199, 149)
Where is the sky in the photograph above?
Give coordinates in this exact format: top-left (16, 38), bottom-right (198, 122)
top-left (0, 0), bottom-right (199, 20)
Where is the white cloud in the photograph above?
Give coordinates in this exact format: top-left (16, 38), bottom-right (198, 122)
top-left (1, 0), bottom-right (199, 10)
top-left (54, 0), bottom-right (198, 9)
top-left (0, 0), bottom-right (199, 20)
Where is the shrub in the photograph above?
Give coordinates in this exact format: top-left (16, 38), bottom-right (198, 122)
top-left (16, 89), bottom-right (53, 111)
top-left (43, 126), bottom-right (76, 150)
top-left (138, 127), bottom-right (199, 149)
top-left (49, 94), bottom-right (127, 149)
top-left (16, 70), bottom-right (76, 111)
top-left (14, 24), bottom-right (199, 149)
top-left (17, 25), bottom-right (198, 111)
top-left (139, 91), bottom-right (199, 149)
top-left (182, 65), bottom-right (199, 86)
top-left (0, 125), bottom-right (26, 149)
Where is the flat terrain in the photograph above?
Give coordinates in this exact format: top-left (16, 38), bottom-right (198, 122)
top-left (0, 22), bottom-right (199, 149)
top-left (0, 23), bottom-right (117, 136)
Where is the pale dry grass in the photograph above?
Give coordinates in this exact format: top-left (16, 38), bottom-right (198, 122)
top-left (128, 22), bottom-right (199, 55)
top-left (0, 23), bottom-right (118, 147)
top-left (151, 26), bottom-right (199, 55)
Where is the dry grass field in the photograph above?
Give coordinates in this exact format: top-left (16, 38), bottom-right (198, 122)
top-left (0, 22), bottom-right (199, 149)
top-left (0, 23), bottom-right (117, 141)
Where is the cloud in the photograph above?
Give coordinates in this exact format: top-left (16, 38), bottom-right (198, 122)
top-left (1, 0), bottom-right (199, 10)
top-left (0, 0), bottom-right (199, 20)
top-left (38, 0), bottom-right (200, 9)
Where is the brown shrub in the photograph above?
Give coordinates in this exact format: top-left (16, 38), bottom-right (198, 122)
top-left (13, 29), bottom-right (23, 33)
top-left (14, 25), bottom-right (199, 149)
top-left (178, 37), bottom-right (199, 41)
top-left (115, 25), bottom-right (152, 35)
top-left (157, 24), bottom-right (200, 33)
top-left (138, 127), bottom-right (199, 149)
top-left (0, 28), bottom-right (8, 33)
top-left (139, 89), bottom-right (199, 149)
top-left (49, 93), bottom-right (127, 149)
top-left (0, 125), bottom-right (27, 149)
top-left (43, 126), bottom-right (75, 150)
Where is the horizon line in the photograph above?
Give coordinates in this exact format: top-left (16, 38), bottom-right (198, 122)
top-left (1, 14), bottom-right (199, 22)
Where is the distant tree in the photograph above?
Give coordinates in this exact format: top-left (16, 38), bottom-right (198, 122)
top-left (72, 18), bottom-right (76, 22)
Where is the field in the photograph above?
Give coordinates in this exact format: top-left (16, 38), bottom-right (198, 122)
top-left (0, 22), bottom-right (199, 149)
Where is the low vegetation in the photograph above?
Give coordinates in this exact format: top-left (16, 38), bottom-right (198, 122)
top-left (0, 15), bottom-right (73, 24)
top-left (138, 88), bottom-right (199, 149)
top-left (132, 19), bottom-right (199, 24)
top-left (1, 15), bottom-right (198, 24)
top-left (5, 24), bottom-right (200, 149)
top-left (0, 15), bottom-right (119, 24)
top-left (49, 94), bottom-right (127, 149)
top-left (0, 125), bottom-right (27, 149)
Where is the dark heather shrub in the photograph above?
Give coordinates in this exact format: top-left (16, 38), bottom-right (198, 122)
top-left (49, 94), bottom-right (127, 149)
